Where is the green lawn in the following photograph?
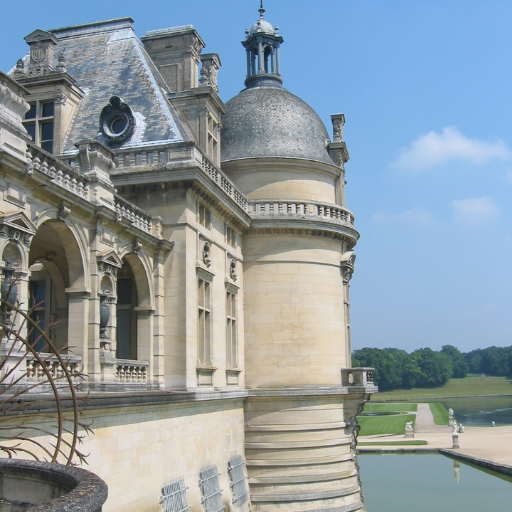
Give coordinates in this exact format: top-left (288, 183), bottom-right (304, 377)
top-left (358, 440), bottom-right (428, 446)
top-left (358, 413), bottom-right (416, 436)
top-left (429, 403), bottom-right (450, 425)
top-left (364, 403), bottom-right (417, 413)
top-left (373, 376), bottom-right (512, 401)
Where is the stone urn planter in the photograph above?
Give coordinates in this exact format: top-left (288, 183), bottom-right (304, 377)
top-left (0, 459), bottom-right (108, 511)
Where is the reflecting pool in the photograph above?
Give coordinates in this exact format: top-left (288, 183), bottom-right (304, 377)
top-left (438, 396), bottom-right (512, 426)
top-left (358, 454), bottom-right (512, 512)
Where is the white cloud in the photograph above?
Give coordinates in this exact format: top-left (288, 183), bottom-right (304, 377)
top-left (392, 127), bottom-right (512, 172)
top-left (450, 196), bottom-right (499, 224)
top-left (372, 205), bottom-right (434, 226)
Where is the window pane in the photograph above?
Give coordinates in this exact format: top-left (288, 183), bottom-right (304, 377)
top-left (25, 123), bottom-right (35, 142)
top-left (30, 312), bottom-right (46, 352)
top-left (41, 102), bottom-right (54, 117)
top-left (117, 278), bottom-right (132, 305)
top-left (32, 281), bottom-right (46, 307)
top-left (116, 309), bottom-right (131, 359)
top-left (41, 121), bottom-right (53, 141)
top-left (198, 279), bottom-right (204, 308)
top-left (226, 292), bottom-right (231, 317)
top-left (41, 140), bottom-right (53, 153)
top-left (25, 104), bottom-right (36, 119)
top-left (204, 311), bottom-right (211, 363)
top-left (204, 282), bottom-right (210, 310)
top-left (198, 310), bottom-right (204, 363)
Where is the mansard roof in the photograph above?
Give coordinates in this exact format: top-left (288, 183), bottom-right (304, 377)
top-left (20, 18), bottom-right (195, 155)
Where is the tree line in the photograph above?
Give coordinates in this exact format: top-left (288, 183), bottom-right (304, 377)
top-left (352, 345), bottom-right (512, 391)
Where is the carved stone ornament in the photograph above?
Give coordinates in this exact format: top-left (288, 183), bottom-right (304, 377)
top-left (75, 139), bottom-right (115, 183)
top-left (0, 212), bottom-right (36, 248)
top-left (202, 240), bottom-right (212, 268)
top-left (58, 204), bottom-right (71, 221)
top-left (341, 251), bottom-right (355, 284)
top-left (24, 29), bottom-right (59, 77)
top-left (99, 96), bottom-right (136, 145)
top-left (133, 239), bottom-right (143, 253)
top-left (97, 251), bottom-right (123, 279)
top-left (230, 258), bottom-right (237, 282)
top-left (331, 113), bottom-right (345, 143)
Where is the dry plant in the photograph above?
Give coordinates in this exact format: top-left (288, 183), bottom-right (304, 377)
top-left (0, 276), bottom-right (92, 466)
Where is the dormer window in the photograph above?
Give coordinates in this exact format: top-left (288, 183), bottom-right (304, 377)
top-left (23, 100), bottom-right (54, 153)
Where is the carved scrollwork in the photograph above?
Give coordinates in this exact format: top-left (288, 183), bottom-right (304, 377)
top-left (99, 96), bottom-right (136, 145)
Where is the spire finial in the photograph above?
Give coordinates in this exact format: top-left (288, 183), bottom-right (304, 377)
top-left (259, 0), bottom-right (265, 19)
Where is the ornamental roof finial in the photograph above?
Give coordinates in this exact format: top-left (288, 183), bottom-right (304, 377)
top-left (259, 0), bottom-right (265, 19)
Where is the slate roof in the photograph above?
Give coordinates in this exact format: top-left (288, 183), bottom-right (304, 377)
top-left (221, 85), bottom-right (334, 165)
top-left (33, 18), bottom-right (193, 155)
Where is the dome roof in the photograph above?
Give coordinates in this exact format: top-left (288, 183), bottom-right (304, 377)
top-left (249, 18), bottom-right (275, 36)
top-left (221, 86), bottom-right (334, 165)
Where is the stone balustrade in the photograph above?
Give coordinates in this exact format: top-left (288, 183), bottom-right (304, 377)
top-left (115, 359), bottom-right (148, 384)
top-left (249, 200), bottom-right (355, 226)
top-left (341, 367), bottom-right (375, 388)
top-left (114, 195), bottom-right (153, 234)
top-left (26, 145), bottom-right (90, 200)
top-left (201, 157), bottom-right (248, 211)
top-left (26, 354), bottom-right (82, 381)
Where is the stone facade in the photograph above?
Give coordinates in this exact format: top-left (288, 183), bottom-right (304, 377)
top-left (0, 8), bottom-right (375, 512)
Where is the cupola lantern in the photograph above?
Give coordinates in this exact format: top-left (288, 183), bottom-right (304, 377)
top-left (242, 2), bottom-right (284, 88)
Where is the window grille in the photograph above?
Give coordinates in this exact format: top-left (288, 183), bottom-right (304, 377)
top-left (199, 466), bottom-right (224, 512)
top-left (161, 477), bottom-right (191, 512)
top-left (228, 456), bottom-right (249, 506)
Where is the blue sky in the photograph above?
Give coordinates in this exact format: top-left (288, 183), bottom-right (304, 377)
top-left (1, 1), bottom-right (511, 353)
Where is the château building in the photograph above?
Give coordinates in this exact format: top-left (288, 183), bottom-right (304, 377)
top-left (0, 5), bottom-right (375, 512)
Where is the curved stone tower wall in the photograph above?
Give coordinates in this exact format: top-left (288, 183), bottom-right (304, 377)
top-left (243, 233), bottom-right (348, 386)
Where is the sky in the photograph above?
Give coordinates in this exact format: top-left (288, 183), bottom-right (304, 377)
top-left (1, 1), bottom-right (511, 354)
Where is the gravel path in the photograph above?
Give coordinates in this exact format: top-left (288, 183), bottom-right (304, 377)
top-left (414, 403), bottom-right (439, 432)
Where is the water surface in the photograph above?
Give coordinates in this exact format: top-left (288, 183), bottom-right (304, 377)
top-left (438, 396), bottom-right (512, 426)
top-left (358, 453), bottom-right (512, 512)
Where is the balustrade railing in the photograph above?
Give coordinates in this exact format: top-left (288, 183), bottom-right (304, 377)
top-left (201, 157), bottom-right (248, 211)
top-left (115, 359), bottom-right (148, 384)
top-left (26, 145), bottom-right (90, 200)
top-left (341, 367), bottom-right (375, 387)
top-left (249, 200), bottom-right (355, 226)
top-left (114, 195), bottom-right (153, 234)
top-left (26, 354), bottom-right (82, 381)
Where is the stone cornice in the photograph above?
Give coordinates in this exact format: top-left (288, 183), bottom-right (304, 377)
top-left (248, 218), bottom-right (360, 243)
top-left (221, 156), bottom-right (342, 180)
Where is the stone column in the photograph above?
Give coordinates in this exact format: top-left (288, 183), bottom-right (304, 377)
top-left (257, 41), bottom-right (264, 73)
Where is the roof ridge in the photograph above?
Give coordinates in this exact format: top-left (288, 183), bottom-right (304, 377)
top-left (49, 17), bottom-right (134, 39)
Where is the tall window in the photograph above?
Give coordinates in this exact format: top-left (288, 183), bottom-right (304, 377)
top-left (198, 203), bottom-right (211, 228)
top-left (226, 290), bottom-right (237, 368)
top-left (23, 101), bottom-right (55, 153)
top-left (116, 261), bottom-right (138, 360)
top-left (226, 224), bottom-right (236, 247)
top-left (198, 278), bottom-right (211, 366)
top-left (207, 115), bottom-right (219, 166)
top-left (29, 270), bottom-right (55, 352)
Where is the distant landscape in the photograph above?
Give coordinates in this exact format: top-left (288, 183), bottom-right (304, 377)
top-left (352, 345), bottom-right (512, 392)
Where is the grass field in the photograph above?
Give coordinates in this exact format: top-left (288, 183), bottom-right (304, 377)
top-left (358, 440), bottom-right (428, 446)
top-left (358, 402), bottom-right (417, 437)
top-left (429, 403), bottom-right (449, 425)
top-left (364, 403), bottom-right (417, 413)
top-left (373, 376), bottom-right (512, 401)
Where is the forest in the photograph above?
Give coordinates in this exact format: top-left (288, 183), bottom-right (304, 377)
top-left (352, 345), bottom-right (512, 391)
